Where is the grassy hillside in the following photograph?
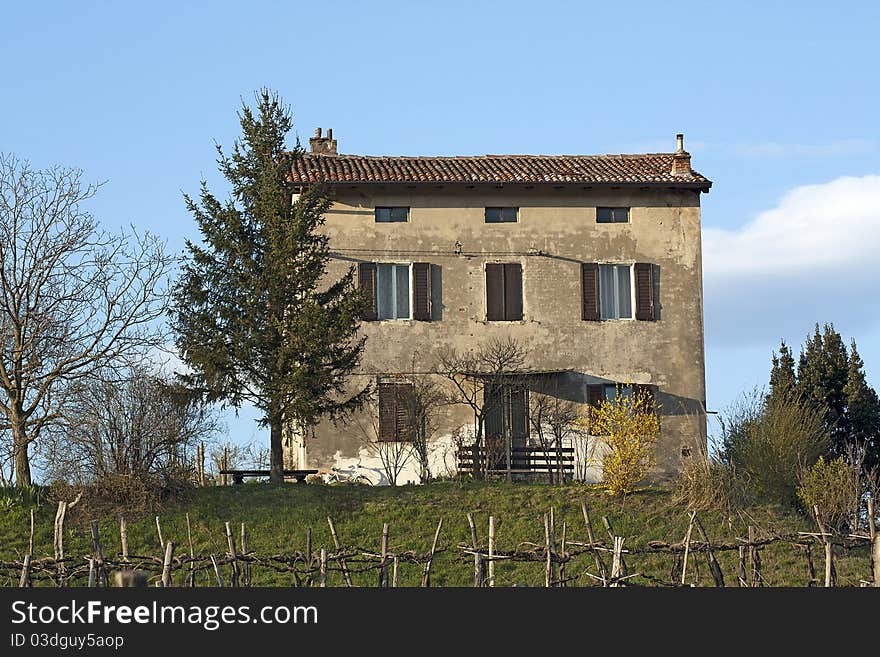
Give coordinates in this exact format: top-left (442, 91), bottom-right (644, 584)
top-left (0, 481), bottom-right (872, 587)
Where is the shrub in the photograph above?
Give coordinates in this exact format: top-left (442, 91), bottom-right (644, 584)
top-left (673, 443), bottom-right (741, 513)
top-left (797, 456), bottom-right (860, 531)
top-left (720, 388), bottom-right (829, 506)
top-left (581, 386), bottom-right (659, 496)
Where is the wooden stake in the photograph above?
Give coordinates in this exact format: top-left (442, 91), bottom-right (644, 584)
top-left (868, 497), bottom-right (876, 542)
top-left (28, 509), bottom-right (34, 558)
top-left (581, 501), bottom-right (607, 584)
top-left (210, 555), bottom-right (224, 587)
top-left (805, 543), bottom-right (817, 586)
top-left (380, 522), bottom-right (389, 588)
top-left (466, 512), bottom-right (483, 587)
top-left (319, 549), bottom-right (327, 588)
top-left (241, 522), bottom-right (250, 587)
top-left (680, 511), bottom-right (696, 585)
top-left (88, 558), bottom-right (96, 587)
top-left (737, 546), bottom-right (747, 587)
top-left (225, 521), bottom-right (239, 587)
top-left (91, 520), bottom-right (106, 587)
top-left (422, 518), bottom-right (443, 588)
top-left (873, 530), bottom-right (880, 587)
top-left (813, 507), bottom-right (834, 587)
top-left (327, 516), bottom-right (353, 587)
top-left (119, 516), bottom-right (129, 562)
top-left (392, 556), bottom-right (399, 588)
top-left (53, 501), bottom-right (67, 586)
top-left (610, 537), bottom-right (624, 587)
top-left (747, 526), bottom-right (758, 587)
top-left (693, 515), bottom-right (724, 587)
top-left (559, 521), bottom-right (567, 588)
top-left (185, 513), bottom-right (195, 587)
top-left (602, 516), bottom-right (626, 575)
top-left (488, 515), bottom-right (496, 587)
top-left (155, 516), bottom-right (165, 552)
top-left (19, 554), bottom-right (31, 588)
top-left (161, 541), bottom-right (175, 587)
top-left (544, 513), bottom-right (553, 587)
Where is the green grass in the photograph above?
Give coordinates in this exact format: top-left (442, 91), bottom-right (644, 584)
top-left (0, 481), bottom-right (872, 587)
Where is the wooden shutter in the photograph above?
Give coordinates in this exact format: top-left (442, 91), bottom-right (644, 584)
top-left (634, 262), bottom-right (655, 321)
top-left (412, 263), bottom-right (431, 321)
top-left (486, 264), bottom-right (505, 321)
top-left (358, 262), bottom-right (377, 321)
top-left (395, 383), bottom-right (414, 440)
top-left (582, 263), bottom-right (599, 321)
top-left (504, 263), bottom-right (523, 321)
top-left (378, 382), bottom-right (396, 440)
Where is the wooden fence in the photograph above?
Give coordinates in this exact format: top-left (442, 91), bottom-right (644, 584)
top-left (3, 499), bottom-right (879, 588)
top-left (457, 445), bottom-right (575, 480)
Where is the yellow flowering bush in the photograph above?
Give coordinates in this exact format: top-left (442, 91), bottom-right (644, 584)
top-left (579, 386), bottom-right (660, 496)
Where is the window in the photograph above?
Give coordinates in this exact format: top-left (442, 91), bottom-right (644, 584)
top-left (583, 262), bottom-right (656, 322)
top-left (485, 207), bottom-right (518, 223)
top-left (359, 262), bottom-right (432, 321)
top-left (587, 383), bottom-right (656, 417)
top-left (375, 207), bottom-right (409, 223)
top-left (486, 263), bottom-right (523, 321)
top-left (378, 381), bottom-right (415, 441)
top-left (599, 264), bottom-right (632, 320)
top-left (377, 263), bottom-right (411, 319)
top-left (596, 207), bottom-right (629, 223)
top-left (603, 384), bottom-right (633, 404)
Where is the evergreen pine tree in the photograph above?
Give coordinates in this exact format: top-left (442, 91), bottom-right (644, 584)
top-left (796, 323), bottom-right (850, 454)
top-left (171, 90), bottom-right (369, 483)
top-left (768, 339), bottom-right (797, 403)
top-left (843, 340), bottom-right (880, 470)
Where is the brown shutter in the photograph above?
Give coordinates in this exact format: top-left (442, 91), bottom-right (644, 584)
top-left (634, 262), bottom-right (655, 321)
top-left (412, 263), bottom-right (431, 321)
top-left (378, 382), bottom-right (396, 440)
top-left (504, 263), bottom-right (523, 321)
top-left (582, 263), bottom-right (599, 321)
top-left (395, 383), bottom-right (414, 440)
top-left (486, 264), bottom-right (505, 321)
top-left (358, 262), bottom-right (377, 321)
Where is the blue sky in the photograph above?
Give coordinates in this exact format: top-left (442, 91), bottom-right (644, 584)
top-left (3, 1), bottom-right (879, 447)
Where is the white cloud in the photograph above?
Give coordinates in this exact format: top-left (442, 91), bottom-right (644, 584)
top-left (704, 174), bottom-right (880, 278)
top-left (703, 174), bottom-right (880, 345)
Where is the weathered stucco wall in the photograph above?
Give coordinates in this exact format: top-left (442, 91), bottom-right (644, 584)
top-left (288, 184), bottom-right (707, 482)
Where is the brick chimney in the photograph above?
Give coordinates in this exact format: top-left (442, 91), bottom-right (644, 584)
top-left (309, 127), bottom-right (337, 155)
top-left (671, 133), bottom-right (692, 176)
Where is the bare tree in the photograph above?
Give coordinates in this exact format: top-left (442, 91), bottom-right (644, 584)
top-left (0, 154), bottom-right (173, 485)
top-left (345, 389), bottom-right (416, 486)
top-left (437, 337), bottom-right (530, 478)
top-left (42, 366), bottom-right (221, 485)
top-left (407, 377), bottom-right (446, 484)
top-left (529, 394), bottom-right (585, 484)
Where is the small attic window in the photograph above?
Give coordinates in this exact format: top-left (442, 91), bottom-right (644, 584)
top-left (376, 207), bottom-right (409, 223)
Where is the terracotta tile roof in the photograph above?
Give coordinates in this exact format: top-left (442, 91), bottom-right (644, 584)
top-left (289, 153), bottom-right (711, 189)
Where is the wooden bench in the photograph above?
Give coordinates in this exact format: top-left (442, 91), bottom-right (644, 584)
top-left (219, 469), bottom-right (319, 484)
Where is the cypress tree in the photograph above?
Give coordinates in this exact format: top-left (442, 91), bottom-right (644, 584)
top-left (768, 339), bottom-right (797, 403)
top-left (843, 340), bottom-right (880, 470)
top-left (171, 90), bottom-right (369, 483)
top-left (796, 323), bottom-right (850, 453)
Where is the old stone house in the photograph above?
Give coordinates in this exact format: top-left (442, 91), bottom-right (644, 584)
top-left (284, 130), bottom-right (711, 484)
